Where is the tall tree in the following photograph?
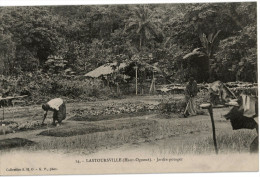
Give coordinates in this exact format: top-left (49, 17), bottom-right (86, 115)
top-left (0, 30), bottom-right (16, 75)
top-left (126, 5), bottom-right (163, 51)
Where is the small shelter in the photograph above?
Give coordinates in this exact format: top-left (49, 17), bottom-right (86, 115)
top-left (119, 61), bottom-right (163, 95)
top-left (84, 62), bottom-right (129, 94)
top-left (84, 61), bottom-right (163, 95)
top-left (84, 62), bottom-right (127, 78)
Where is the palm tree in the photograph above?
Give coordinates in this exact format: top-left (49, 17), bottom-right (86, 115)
top-left (125, 5), bottom-right (163, 94)
top-left (125, 5), bottom-right (162, 51)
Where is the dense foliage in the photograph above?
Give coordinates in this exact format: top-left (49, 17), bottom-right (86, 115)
top-left (0, 3), bottom-right (257, 87)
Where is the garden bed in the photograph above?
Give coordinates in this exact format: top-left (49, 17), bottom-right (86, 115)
top-left (69, 111), bottom-right (155, 121)
top-left (38, 119), bottom-right (158, 137)
top-left (0, 138), bottom-right (35, 150)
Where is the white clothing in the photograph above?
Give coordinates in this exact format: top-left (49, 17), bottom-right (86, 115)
top-left (47, 98), bottom-right (64, 111)
top-left (244, 96), bottom-right (257, 117)
top-left (241, 94), bottom-right (257, 117)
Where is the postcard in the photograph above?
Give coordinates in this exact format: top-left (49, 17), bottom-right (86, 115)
top-left (0, 1), bottom-right (258, 175)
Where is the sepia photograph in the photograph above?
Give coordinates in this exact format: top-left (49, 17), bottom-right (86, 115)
top-left (0, 0), bottom-right (258, 175)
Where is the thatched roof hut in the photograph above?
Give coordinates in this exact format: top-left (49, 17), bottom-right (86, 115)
top-left (84, 62), bottom-right (127, 78)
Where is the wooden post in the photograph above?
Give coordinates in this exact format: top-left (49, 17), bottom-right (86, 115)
top-left (200, 103), bottom-right (218, 155)
top-left (149, 71), bottom-right (155, 94)
top-left (2, 124), bottom-right (5, 135)
top-left (2, 105), bottom-right (4, 120)
top-left (134, 66), bottom-right (138, 95)
top-left (149, 79), bottom-right (153, 94)
top-left (153, 70), bottom-right (155, 94)
top-left (208, 105), bottom-right (218, 154)
top-left (153, 71), bottom-right (156, 94)
top-left (116, 83), bottom-right (120, 94)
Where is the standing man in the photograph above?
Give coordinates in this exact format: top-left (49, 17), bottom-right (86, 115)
top-left (42, 98), bottom-right (66, 126)
top-left (184, 77), bottom-right (198, 117)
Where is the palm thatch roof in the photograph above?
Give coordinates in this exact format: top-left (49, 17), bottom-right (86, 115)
top-left (84, 62), bottom-right (127, 78)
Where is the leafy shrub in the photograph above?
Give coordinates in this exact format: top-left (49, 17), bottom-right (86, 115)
top-left (1, 72), bottom-right (115, 105)
top-left (17, 121), bottom-right (42, 131)
top-left (159, 99), bottom-right (186, 114)
top-left (0, 121), bottom-right (18, 135)
top-left (71, 102), bottom-right (158, 118)
top-left (195, 89), bottom-right (210, 105)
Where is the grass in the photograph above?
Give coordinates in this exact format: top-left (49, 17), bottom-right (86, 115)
top-left (30, 116), bottom-right (258, 155)
top-left (30, 122), bottom-right (158, 152)
top-left (155, 130), bottom-right (258, 155)
top-left (30, 117), bottom-right (213, 152)
top-left (0, 121), bottom-right (17, 125)
top-left (2, 104), bottom-right (257, 155)
top-left (0, 138), bottom-right (35, 150)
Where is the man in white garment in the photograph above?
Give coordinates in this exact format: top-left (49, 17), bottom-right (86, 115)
top-left (42, 98), bottom-right (66, 126)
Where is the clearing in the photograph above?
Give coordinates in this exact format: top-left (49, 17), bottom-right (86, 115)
top-left (0, 95), bottom-right (258, 155)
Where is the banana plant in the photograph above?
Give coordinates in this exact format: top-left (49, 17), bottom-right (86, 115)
top-left (199, 30), bottom-right (221, 59)
top-left (199, 30), bottom-right (221, 80)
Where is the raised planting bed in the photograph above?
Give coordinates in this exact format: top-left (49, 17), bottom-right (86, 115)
top-left (0, 138), bottom-right (35, 150)
top-left (69, 111), bottom-right (155, 121)
top-left (38, 119), bottom-right (158, 137)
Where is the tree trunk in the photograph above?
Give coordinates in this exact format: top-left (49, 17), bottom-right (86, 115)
top-left (208, 57), bottom-right (211, 82)
top-left (135, 66), bottom-right (138, 95)
top-left (139, 35), bottom-right (142, 51)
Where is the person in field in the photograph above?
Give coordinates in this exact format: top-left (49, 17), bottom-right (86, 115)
top-left (184, 77), bottom-right (198, 117)
top-left (42, 98), bottom-right (66, 126)
top-left (209, 81), bottom-right (236, 105)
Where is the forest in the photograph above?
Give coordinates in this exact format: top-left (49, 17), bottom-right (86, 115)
top-left (0, 2), bottom-right (258, 161)
top-left (0, 2), bottom-right (257, 100)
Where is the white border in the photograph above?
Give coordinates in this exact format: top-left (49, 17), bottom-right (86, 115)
top-left (0, 0), bottom-right (259, 177)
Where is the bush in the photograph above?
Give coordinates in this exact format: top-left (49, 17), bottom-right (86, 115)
top-left (1, 72), bottom-right (115, 105)
top-left (17, 121), bottom-right (42, 131)
top-left (159, 99), bottom-right (186, 114)
top-left (71, 102), bottom-right (158, 118)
